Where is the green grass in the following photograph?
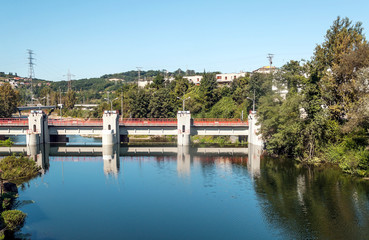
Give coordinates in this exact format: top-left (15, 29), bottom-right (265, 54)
top-left (0, 139), bottom-right (13, 147)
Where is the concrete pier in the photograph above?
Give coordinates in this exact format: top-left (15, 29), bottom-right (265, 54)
top-left (27, 110), bottom-right (47, 146)
top-left (102, 111), bottom-right (119, 146)
top-left (248, 111), bottom-right (263, 147)
top-left (177, 111), bottom-right (191, 146)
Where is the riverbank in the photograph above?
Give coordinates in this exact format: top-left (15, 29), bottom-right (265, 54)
top-left (0, 155), bottom-right (40, 238)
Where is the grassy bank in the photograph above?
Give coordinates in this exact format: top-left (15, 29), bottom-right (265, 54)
top-left (0, 139), bottom-right (13, 147)
top-left (319, 134), bottom-right (369, 177)
top-left (191, 135), bottom-right (246, 147)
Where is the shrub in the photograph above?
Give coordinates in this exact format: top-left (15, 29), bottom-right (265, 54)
top-left (1, 198), bottom-right (11, 211)
top-left (1, 210), bottom-right (26, 231)
top-left (0, 139), bottom-right (13, 147)
top-left (0, 155), bottom-right (40, 180)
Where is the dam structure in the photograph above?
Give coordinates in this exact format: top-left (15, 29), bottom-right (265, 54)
top-left (0, 110), bottom-right (261, 146)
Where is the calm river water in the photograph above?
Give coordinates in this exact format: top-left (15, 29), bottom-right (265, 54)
top-left (1, 142), bottom-right (369, 239)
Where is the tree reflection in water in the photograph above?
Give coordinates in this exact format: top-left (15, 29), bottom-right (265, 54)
top-left (254, 156), bottom-right (369, 239)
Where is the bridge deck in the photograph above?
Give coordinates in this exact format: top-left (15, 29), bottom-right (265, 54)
top-left (0, 118), bottom-right (28, 126)
top-left (0, 118), bottom-right (248, 127)
top-left (0, 118), bottom-right (248, 136)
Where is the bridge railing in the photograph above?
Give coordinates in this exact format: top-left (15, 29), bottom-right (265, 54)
top-left (0, 118), bottom-right (28, 126)
top-left (48, 118), bottom-right (103, 126)
top-left (193, 118), bottom-right (248, 126)
top-left (119, 118), bottom-right (177, 126)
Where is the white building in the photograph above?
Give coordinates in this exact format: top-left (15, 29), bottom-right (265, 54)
top-left (183, 75), bottom-right (203, 85)
top-left (215, 72), bottom-right (246, 84)
top-left (183, 72), bottom-right (246, 85)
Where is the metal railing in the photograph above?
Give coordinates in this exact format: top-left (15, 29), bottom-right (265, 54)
top-left (193, 118), bottom-right (248, 126)
top-left (0, 118), bottom-right (248, 127)
top-left (48, 118), bottom-right (103, 126)
top-left (119, 118), bottom-right (177, 126)
top-left (0, 118), bottom-right (28, 126)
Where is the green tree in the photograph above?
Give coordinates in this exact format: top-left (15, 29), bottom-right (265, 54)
top-left (152, 74), bottom-right (165, 89)
top-left (148, 88), bottom-right (176, 118)
top-left (343, 67), bottom-right (369, 132)
top-left (64, 90), bottom-right (76, 109)
top-left (312, 16), bottom-right (369, 120)
top-left (0, 83), bottom-right (19, 118)
top-left (200, 72), bottom-right (218, 111)
top-left (173, 76), bottom-right (191, 96)
top-left (128, 88), bottom-right (150, 118)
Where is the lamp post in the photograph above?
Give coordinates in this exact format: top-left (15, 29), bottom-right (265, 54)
top-left (246, 89), bottom-right (256, 112)
top-left (177, 96), bottom-right (190, 111)
top-left (105, 97), bottom-right (118, 111)
top-left (33, 97), bottom-right (45, 106)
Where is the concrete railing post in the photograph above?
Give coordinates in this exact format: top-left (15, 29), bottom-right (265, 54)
top-left (102, 111), bottom-right (119, 146)
top-left (177, 111), bottom-right (191, 146)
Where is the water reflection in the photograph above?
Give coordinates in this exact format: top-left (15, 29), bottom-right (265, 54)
top-left (248, 143), bottom-right (263, 178)
top-left (27, 144), bottom-right (50, 174)
top-left (177, 146), bottom-right (191, 177)
top-left (102, 144), bottom-right (120, 176)
top-left (0, 144), bottom-right (51, 174)
top-left (1, 143), bottom-right (369, 239)
top-left (255, 157), bottom-right (369, 239)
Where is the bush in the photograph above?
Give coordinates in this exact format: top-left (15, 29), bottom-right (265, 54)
top-left (0, 139), bottom-right (13, 147)
top-left (1, 210), bottom-right (26, 231)
top-left (322, 139), bottom-right (369, 176)
top-left (1, 198), bottom-right (11, 211)
top-left (0, 155), bottom-right (40, 180)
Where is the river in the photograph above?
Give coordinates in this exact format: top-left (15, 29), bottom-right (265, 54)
top-left (1, 141), bottom-right (369, 239)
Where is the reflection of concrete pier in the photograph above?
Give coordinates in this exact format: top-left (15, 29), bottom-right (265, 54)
top-left (26, 144), bottom-right (50, 174)
top-left (0, 146), bottom-right (250, 178)
top-left (247, 143), bottom-right (262, 177)
top-left (102, 144), bottom-right (120, 176)
top-left (177, 146), bottom-right (191, 177)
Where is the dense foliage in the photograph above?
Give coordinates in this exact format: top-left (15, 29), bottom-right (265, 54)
top-left (1, 210), bottom-right (26, 232)
top-left (257, 17), bottom-right (369, 176)
top-left (0, 83), bottom-right (19, 118)
top-left (0, 155), bottom-right (40, 181)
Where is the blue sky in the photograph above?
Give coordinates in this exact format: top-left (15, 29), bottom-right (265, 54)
top-left (1, 0), bottom-right (369, 81)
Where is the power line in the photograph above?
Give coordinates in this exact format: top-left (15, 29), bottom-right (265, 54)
top-left (64, 69), bottom-right (75, 91)
top-left (27, 49), bottom-right (35, 104)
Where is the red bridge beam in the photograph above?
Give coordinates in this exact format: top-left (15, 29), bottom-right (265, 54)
top-left (119, 118), bottom-right (177, 126)
top-left (193, 118), bottom-right (248, 126)
top-left (0, 118), bottom-right (248, 127)
top-left (0, 118), bottom-right (28, 126)
top-left (48, 119), bottom-right (103, 126)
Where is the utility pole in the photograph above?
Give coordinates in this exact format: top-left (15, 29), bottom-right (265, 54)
top-left (121, 92), bottom-right (124, 120)
top-left (64, 69), bottom-right (75, 91)
top-left (59, 87), bottom-right (62, 120)
top-left (27, 49), bottom-right (35, 104)
top-left (267, 53), bottom-right (274, 74)
top-left (136, 67), bottom-right (142, 87)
